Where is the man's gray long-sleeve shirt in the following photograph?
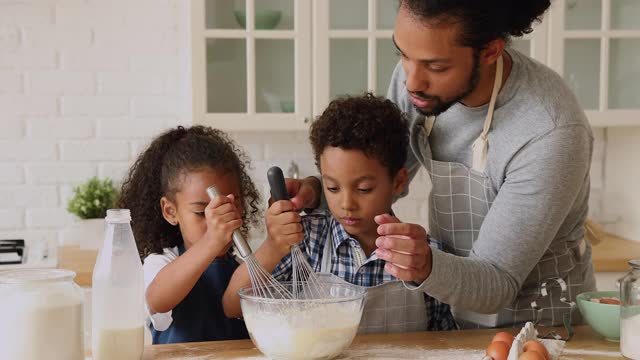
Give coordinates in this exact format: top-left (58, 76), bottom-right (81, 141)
top-left (389, 49), bottom-right (596, 326)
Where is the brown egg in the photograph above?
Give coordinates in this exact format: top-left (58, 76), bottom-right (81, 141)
top-left (486, 341), bottom-right (510, 360)
top-left (492, 332), bottom-right (515, 347)
top-left (518, 350), bottom-right (546, 360)
top-left (523, 340), bottom-right (550, 360)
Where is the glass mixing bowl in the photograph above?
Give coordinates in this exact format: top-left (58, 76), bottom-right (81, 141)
top-left (239, 281), bottom-right (366, 360)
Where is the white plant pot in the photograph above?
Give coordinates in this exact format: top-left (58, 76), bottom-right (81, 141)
top-left (62, 219), bottom-right (105, 250)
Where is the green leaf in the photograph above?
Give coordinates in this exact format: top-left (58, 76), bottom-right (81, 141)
top-left (66, 176), bottom-right (118, 219)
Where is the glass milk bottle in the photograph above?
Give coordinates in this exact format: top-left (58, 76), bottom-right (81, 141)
top-left (620, 259), bottom-right (640, 360)
top-left (92, 209), bottom-right (144, 360)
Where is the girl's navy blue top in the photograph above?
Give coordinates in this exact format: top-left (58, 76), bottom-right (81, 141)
top-left (150, 244), bottom-right (249, 344)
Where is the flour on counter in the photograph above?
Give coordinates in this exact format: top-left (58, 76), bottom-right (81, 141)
top-left (337, 345), bottom-right (485, 360)
top-left (559, 348), bottom-right (622, 358)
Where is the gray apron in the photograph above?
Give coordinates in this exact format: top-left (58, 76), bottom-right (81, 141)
top-left (318, 229), bottom-right (428, 334)
top-left (417, 56), bottom-right (594, 328)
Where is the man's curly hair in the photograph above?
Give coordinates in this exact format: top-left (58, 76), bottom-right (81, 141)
top-left (400, 0), bottom-right (551, 50)
top-left (309, 93), bottom-right (409, 177)
top-left (117, 125), bottom-right (261, 259)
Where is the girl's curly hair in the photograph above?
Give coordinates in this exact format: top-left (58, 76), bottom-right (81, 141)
top-left (117, 125), bottom-right (261, 258)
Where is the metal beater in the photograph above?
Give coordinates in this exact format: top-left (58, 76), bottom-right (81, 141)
top-left (267, 166), bottom-right (330, 300)
top-left (206, 185), bottom-right (293, 300)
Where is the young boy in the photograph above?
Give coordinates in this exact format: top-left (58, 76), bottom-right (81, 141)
top-left (223, 93), bottom-right (456, 333)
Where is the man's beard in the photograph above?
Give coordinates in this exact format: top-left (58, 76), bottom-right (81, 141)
top-left (410, 50), bottom-right (481, 117)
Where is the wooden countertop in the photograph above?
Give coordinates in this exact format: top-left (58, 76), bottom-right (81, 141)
top-left (591, 234), bottom-right (640, 272)
top-left (140, 326), bottom-right (621, 359)
top-left (57, 245), bottom-right (97, 287)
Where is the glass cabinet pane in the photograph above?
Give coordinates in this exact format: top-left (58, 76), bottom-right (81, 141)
top-left (206, 0), bottom-right (245, 29)
top-left (256, 40), bottom-right (295, 113)
top-left (377, 0), bottom-right (398, 30)
top-left (330, 0), bottom-right (368, 29)
top-left (565, 0), bottom-right (601, 30)
top-left (510, 39), bottom-right (531, 57)
top-left (254, 0), bottom-right (293, 30)
top-left (564, 39), bottom-right (600, 110)
top-left (611, 0), bottom-right (640, 30)
top-left (609, 39), bottom-right (640, 109)
top-left (207, 39), bottom-right (247, 113)
top-left (376, 38), bottom-right (399, 96)
top-left (330, 39), bottom-right (368, 99)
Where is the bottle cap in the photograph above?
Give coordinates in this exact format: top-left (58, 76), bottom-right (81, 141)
top-left (106, 209), bottom-right (131, 223)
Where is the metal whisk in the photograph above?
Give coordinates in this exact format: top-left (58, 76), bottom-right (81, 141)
top-left (206, 185), bottom-right (293, 300)
top-left (268, 166), bottom-right (330, 300)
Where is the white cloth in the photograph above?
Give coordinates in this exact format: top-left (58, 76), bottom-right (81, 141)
top-left (142, 246), bottom-right (179, 331)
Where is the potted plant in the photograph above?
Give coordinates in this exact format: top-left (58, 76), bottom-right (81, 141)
top-left (66, 177), bottom-right (117, 249)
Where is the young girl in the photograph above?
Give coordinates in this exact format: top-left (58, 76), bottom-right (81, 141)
top-left (118, 125), bottom-right (261, 344)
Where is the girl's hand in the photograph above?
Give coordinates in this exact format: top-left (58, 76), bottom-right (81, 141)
top-left (203, 194), bottom-right (242, 252)
top-left (265, 200), bottom-right (303, 256)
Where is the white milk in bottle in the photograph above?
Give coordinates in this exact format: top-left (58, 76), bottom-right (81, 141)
top-left (92, 209), bottom-right (145, 360)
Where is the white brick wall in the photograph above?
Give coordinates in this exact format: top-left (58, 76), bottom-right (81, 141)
top-left (0, 209), bottom-right (24, 230)
top-left (27, 118), bottom-right (94, 139)
top-left (0, 164), bottom-right (24, 185)
top-left (27, 71), bottom-right (95, 95)
top-left (60, 141), bottom-right (130, 161)
top-left (0, 0), bottom-right (191, 244)
top-left (0, 0), bottom-right (631, 249)
top-left (0, 71), bottom-right (23, 93)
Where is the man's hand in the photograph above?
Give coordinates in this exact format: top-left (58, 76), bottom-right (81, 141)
top-left (374, 214), bottom-right (433, 284)
top-left (273, 176), bottom-right (321, 211)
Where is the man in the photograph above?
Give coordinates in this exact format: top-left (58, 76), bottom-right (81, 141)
top-left (288, 0), bottom-right (596, 328)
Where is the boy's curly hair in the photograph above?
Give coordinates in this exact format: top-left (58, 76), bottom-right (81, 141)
top-left (118, 125), bottom-right (261, 258)
top-left (309, 93), bottom-right (409, 176)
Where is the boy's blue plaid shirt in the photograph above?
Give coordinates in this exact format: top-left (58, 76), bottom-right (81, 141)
top-left (271, 210), bottom-right (457, 331)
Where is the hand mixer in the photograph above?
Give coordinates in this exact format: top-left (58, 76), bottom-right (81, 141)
top-left (267, 166), bottom-right (329, 299)
top-left (206, 185), bottom-right (293, 300)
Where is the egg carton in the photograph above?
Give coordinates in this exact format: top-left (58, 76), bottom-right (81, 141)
top-left (482, 322), bottom-right (566, 360)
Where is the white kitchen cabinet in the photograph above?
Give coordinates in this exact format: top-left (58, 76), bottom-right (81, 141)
top-left (192, 0), bottom-right (312, 131)
top-left (548, 0), bottom-right (640, 126)
top-left (192, 0), bottom-right (640, 130)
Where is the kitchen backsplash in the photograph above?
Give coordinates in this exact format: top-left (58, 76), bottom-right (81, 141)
top-left (0, 0), bottom-right (636, 245)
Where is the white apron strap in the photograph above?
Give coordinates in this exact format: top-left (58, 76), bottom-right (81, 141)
top-left (320, 226), bottom-right (333, 273)
top-left (471, 55), bottom-right (503, 173)
top-left (423, 55), bottom-right (504, 173)
top-left (424, 115), bottom-right (435, 136)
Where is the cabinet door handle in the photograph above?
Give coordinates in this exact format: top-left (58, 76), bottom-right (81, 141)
top-left (303, 117), bottom-right (310, 124)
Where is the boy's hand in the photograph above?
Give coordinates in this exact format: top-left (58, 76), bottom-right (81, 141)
top-left (265, 200), bottom-right (303, 256)
top-left (374, 214), bottom-right (432, 284)
top-left (204, 194), bottom-right (242, 253)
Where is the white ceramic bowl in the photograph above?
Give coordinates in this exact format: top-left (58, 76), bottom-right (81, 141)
top-left (239, 282), bottom-right (366, 360)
